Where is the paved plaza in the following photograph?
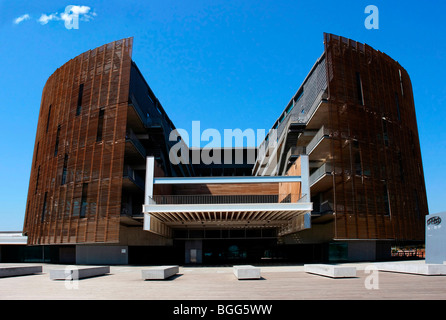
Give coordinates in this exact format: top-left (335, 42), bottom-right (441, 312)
top-left (1, 260), bottom-right (445, 300)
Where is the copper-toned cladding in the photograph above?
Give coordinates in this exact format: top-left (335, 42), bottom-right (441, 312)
top-left (23, 34), bottom-right (428, 246)
top-left (323, 33), bottom-right (428, 241)
top-left (24, 38), bottom-right (133, 245)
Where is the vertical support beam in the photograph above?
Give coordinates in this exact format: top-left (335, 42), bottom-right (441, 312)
top-left (300, 155), bottom-right (310, 202)
top-left (144, 156), bottom-right (155, 233)
top-left (145, 156), bottom-right (155, 205)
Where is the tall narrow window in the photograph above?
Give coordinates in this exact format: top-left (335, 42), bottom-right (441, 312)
top-left (414, 189), bottom-right (421, 219)
top-left (46, 105), bottom-right (52, 132)
top-left (80, 183), bottom-right (88, 218)
top-left (76, 84), bottom-right (84, 116)
top-left (398, 151), bottom-right (404, 182)
top-left (395, 92), bottom-right (401, 121)
top-left (353, 140), bottom-right (362, 175)
top-left (382, 119), bottom-right (389, 146)
top-left (399, 69), bottom-right (404, 96)
top-left (61, 154), bottom-right (68, 185)
top-left (54, 125), bottom-right (61, 156)
top-left (383, 184), bottom-right (391, 216)
top-left (41, 192), bottom-right (48, 222)
top-left (34, 142), bottom-right (39, 168)
top-left (96, 108), bottom-right (105, 142)
top-left (35, 166), bottom-right (41, 194)
top-left (356, 72), bottom-right (364, 105)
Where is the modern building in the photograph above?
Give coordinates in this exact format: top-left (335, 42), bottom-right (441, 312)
top-left (23, 33), bottom-right (428, 264)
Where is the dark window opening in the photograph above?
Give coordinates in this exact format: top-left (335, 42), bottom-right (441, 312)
top-left (76, 84), bottom-right (84, 116)
top-left (35, 166), bottom-right (41, 194)
top-left (46, 105), bottom-right (52, 132)
top-left (383, 184), bottom-right (391, 216)
top-left (96, 108), bottom-right (105, 142)
top-left (356, 72), bottom-right (364, 105)
top-left (41, 192), bottom-right (48, 222)
top-left (34, 142), bottom-right (39, 168)
top-left (54, 125), bottom-right (61, 156)
top-left (80, 183), bottom-right (88, 218)
top-left (398, 152), bottom-right (404, 182)
top-left (395, 92), bottom-right (401, 121)
top-left (382, 119), bottom-right (389, 146)
top-left (414, 189), bottom-right (421, 219)
top-left (61, 154), bottom-right (69, 185)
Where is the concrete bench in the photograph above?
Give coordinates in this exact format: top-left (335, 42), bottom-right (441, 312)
top-left (304, 264), bottom-right (357, 278)
top-left (0, 266), bottom-right (43, 278)
top-left (376, 263), bottom-right (446, 276)
top-left (141, 266), bottom-right (179, 280)
top-left (50, 266), bottom-right (110, 280)
top-left (233, 265), bottom-right (261, 280)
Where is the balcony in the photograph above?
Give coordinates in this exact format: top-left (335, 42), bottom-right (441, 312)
top-left (122, 165), bottom-right (145, 191)
top-left (125, 128), bottom-right (146, 159)
top-left (307, 125), bottom-right (331, 162)
top-left (145, 193), bottom-right (311, 228)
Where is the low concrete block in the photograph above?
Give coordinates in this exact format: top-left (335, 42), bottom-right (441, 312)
top-left (304, 264), bottom-right (357, 278)
top-left (50, 266), bottom-right (110, 280)
top-left (376, 263), bottom-right (446, 276)
top-left (233, 265), bottom-right (261, 280)
top-left (141, 265), bottom-right (179, 280)
top-left (0, 266), bottom-right (42, 278)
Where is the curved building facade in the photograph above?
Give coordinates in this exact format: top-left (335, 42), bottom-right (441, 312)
top-left (23, 34), bottom-right (428, 263)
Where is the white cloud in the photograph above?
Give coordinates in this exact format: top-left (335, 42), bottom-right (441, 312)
top-left (69, 5), bottom-right (91, 15)
top-left (14, 14), bottom-right (30, 24)
top-left (38, 13), bottom-right (60, 25)
top-left (37, 6), bottom-right (96, 26)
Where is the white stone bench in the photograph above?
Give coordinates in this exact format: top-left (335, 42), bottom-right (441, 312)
top-left (233, 265), bottom-right (261, 280)
top-left (50, 266), bottom-right (110, 280)
top-left (0, 266), bottom-right (43, 278)
top-left (376, 263), bottom-right (446, 276)
top-left (141, 265), bottom-right (179, 280)
top-left (304, 264), bottom-right (357, 278)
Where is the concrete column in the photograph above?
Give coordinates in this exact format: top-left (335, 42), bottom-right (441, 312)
top-left (145, 156), bottom-right (155, 205)
top-left (300, 155), bottom-right (310, 202)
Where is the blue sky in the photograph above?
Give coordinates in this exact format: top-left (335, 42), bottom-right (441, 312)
top-left (0, 0), bottom-right (445, 230)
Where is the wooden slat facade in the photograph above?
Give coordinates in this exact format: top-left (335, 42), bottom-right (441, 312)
top-left (23, 38), bottom-right (133, 245)
top-left (323, 33), bottom-right (428, 241)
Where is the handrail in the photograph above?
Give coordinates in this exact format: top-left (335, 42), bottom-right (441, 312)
top-left (151, 193), bottom-right (307, 205)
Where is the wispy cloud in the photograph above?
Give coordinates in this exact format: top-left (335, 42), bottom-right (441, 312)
top-left (13, 14), bottom-right (30, 24)
top-left (38, 13), bottom-right (59, 25)
top-left (14, 6), bottom-right (97, 27)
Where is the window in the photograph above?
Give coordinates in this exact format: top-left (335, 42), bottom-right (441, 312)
top-left (80, 183), bottom-right (88, 218)
top-left (398, 152), bottom-right (404, 182)
top-left (414, 189), bottom-right (421, 219)
top-left (41, 192), bottom-right (48, 222)
top-left (34, 142), bottom-right (39, 168)
top-left (356, 72), bottom-right (364, 105)
top-left (35, 166), bottom-right (41, 194)
top-left (382, 119), bottom-right (389, 146)
top-left (61, 154), bottom-right (68, 185)
top-left (395, 92), bottom-right (401, 121)
top-left (399, 69), bottom-right (404, 96)
top-left (76, 84), bottom-right (84, 116)
top-left (96, 108), bottom-right (105, 142)
top-left (54, 125), bottom-right (61, 156)
top-left (383, 184), bottom-right (391, 216)
top-left (46, 105), bottom-right (52, 132)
